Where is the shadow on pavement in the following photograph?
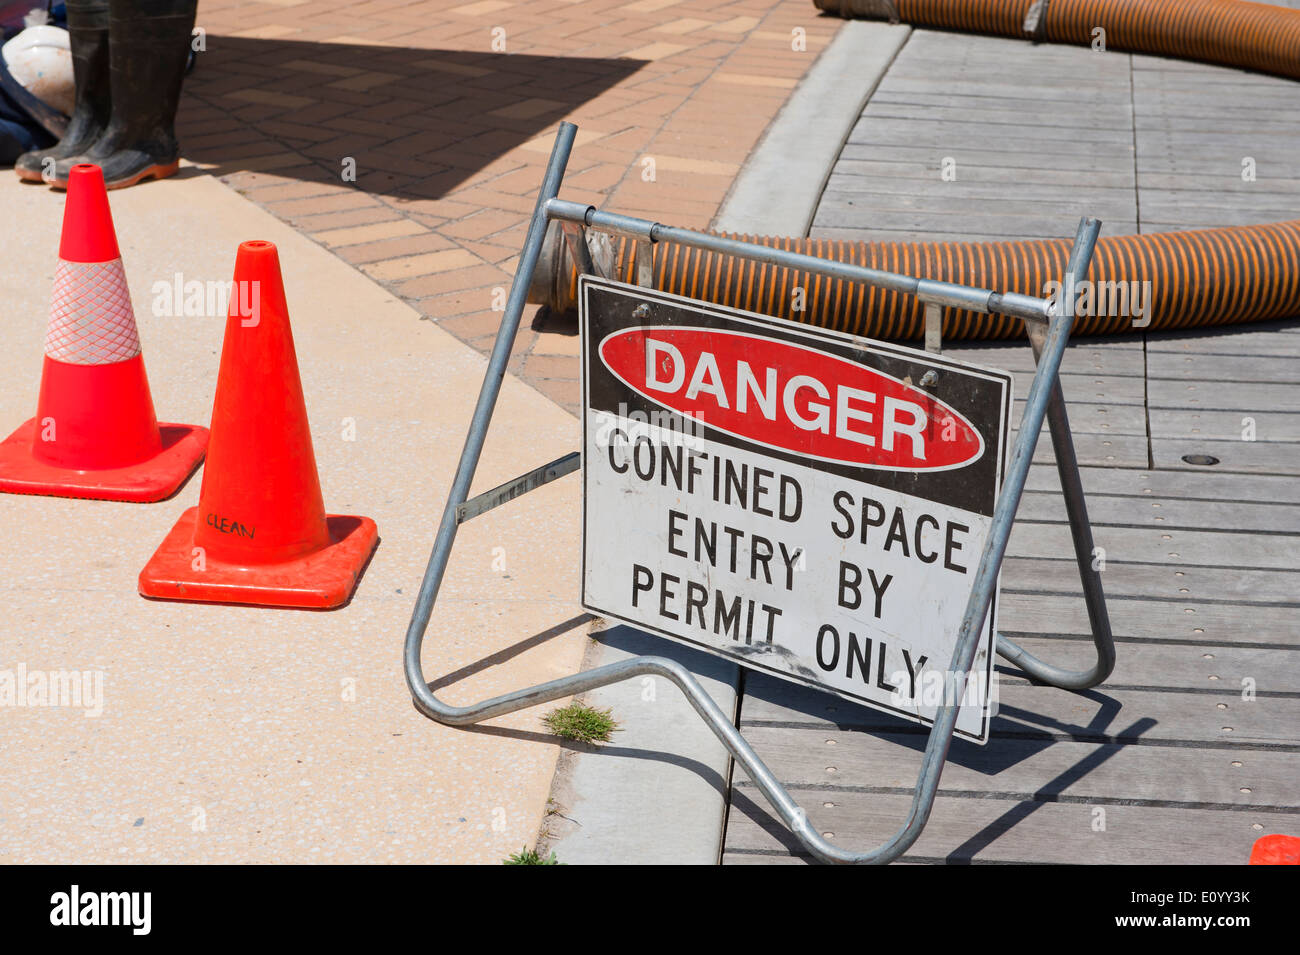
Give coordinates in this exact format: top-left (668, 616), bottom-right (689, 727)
top-left (179, 36), bottom-right (645, 200)
top-left (731, 669), bottom-right (1159, 862)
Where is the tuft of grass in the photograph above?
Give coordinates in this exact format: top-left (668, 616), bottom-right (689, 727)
top-left (543, 701), bottom-right (618, 744)
top-left (504, 846), bottom-right (562, 865)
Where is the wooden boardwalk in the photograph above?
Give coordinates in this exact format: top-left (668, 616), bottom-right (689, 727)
top-left (723, 29), bottom-right (1300, 864)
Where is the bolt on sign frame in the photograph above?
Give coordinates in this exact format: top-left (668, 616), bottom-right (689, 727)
top-left (403, 122), bottom-right (1116, 864)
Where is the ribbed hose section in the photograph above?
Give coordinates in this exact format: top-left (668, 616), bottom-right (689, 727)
top-left (570, 221), bottom-right (1300, 340)
top-left (817, 0), bottom-right (1300, 80)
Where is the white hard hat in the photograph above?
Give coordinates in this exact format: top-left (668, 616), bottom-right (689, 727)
top-left (2, 25), bottom-right (74, 117)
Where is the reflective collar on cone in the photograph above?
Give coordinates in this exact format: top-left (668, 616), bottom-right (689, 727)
top-left (44, 257), bottom-right (142, 365)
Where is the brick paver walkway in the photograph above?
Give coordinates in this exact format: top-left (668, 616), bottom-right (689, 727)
top-left (182, 0), bottom-right (839, 413)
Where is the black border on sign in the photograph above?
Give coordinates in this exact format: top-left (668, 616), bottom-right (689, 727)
top-left (577, 275), bottom-right (1013, 743)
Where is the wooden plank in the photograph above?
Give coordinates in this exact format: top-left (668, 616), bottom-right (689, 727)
top-left (1013, 401), bottom-right (1147, 435)
top-left (1147, 378), bottom-right (1300, 410)
top-left (1136, 134), bottom-right (1300, 154)
top-left (1136, 174), bottom-right (1300, 195)
top-left (886, 51), bottom-right (1129, 76)
top-left (1006, 522), bottom-right (1300, 571)
top-left (1148, 409), bottom-right (1300, 443)
top-left (1142, 208), bottom-right (1300, 229)
top-left (1132, 94), bottom-right (1300, 115)
top-left (817, 189), bottom-right (1135, 221)
top-left (814, 207), bottom-right (1131, 240)
top-left (997, 593), bottom-right (1298, 645)
top-left (1150, 438), bottom-right (1300, 475)
top-left (1139, 150), bottom-right (1294, 170)
top-left (1131, 76), bottom-right (1298, 96)
top-left (723, 789), bottom-right (1289, 864)
top-left (835, 143), bottom-right (1137, 173)
top-left (852, 117), bottom-right (1134, 147)
top-left (999, 555), bottom-right (1298, 604)
top-left (1147, 352), bottom-right (1300, 383)
top-left (943, 341), bottom-right (1146, 376)
top-left (1137, 112), bottom-right (1300, 132)
top-left (819, 179), bottom-right (1135, 204)
top-left (1016, 488), bottom-right (1300, 533)
top-left (1021, 430), bottom-right (1149, 468)
top-left (812, 227), bottom-right (1080, 244)
top-left (878, 77), bottom-right (1131, 103)
top-left (1022, 463), bottom-right (1300, 503)
top-left (724, 850), bottom-right (809, 865)
top-left (1146, 322), bottom-right (1300, 357)
top-left (813, 227), bottom-right (1112, 244)
top-left (1005, 636), bottom-right (1296, 691)
top-left (1136, 194), bottom-right (1300, 217)
top-left (865, 94), bottom-right (1130, 118)
top-left (733, 727), bottom-right (1298, 808)
top-left (831, 158), bottom-right (1137, 189)
top-left (1141, 210), bottom-right (1300, 230)
top-left (866, 101), bottom-right (1131, 129)
top-left (739, 674), bottom-right (1300, 745)
top-left (1016, 371), bottom-right (1146, 403)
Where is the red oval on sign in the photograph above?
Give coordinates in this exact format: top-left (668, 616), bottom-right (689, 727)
top-left (599, 326), bottom-right (985, 472)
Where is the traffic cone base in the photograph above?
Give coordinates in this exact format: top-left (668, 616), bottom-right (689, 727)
top-left (0, 419), bottom-right (207, 502)
top-left (1249, 834), bottom-right (1300, 865)
top-left (138, 507), bottom-right (378, 609)
top-left (138, 238), bottom-right (377, 610)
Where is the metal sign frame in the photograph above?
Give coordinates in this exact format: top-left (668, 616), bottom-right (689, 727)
top-left (402, 121), bottom-right (1116, 864)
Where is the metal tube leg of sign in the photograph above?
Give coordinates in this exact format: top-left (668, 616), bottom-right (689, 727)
top-left (825, 216), bottom-right (1107, 864)
top-left (994, 324), bottom-right (1117, 689)
top-left (402, 122), bottom-right (577, 717)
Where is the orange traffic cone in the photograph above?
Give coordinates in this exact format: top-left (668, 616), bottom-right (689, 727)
top-left (138, 239), bottom-right (377, 609)
top-left (0, 163), bottom-right (207, 500)
top-left (1250, 834), bottom-right (1300, 864)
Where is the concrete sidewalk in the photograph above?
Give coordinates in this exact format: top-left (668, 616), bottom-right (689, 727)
top-left (0, 169), bottom-right (587, 863)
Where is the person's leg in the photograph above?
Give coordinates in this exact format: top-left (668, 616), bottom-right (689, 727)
top-left (54, 0), bottom-right (198, 189)
top-left (13, 0), bottom-right (112, 182)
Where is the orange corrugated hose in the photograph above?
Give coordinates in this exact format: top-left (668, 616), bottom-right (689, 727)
top-left (541, 0), bottom-right (1300, 340)
top-left (558, 222), bottom-right (1300, 340)
top-left (817, 0), bottom-right (1300, 80)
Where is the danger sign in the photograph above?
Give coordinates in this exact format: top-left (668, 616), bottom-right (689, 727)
top-left (579, 277), bottom-right (1012, 742)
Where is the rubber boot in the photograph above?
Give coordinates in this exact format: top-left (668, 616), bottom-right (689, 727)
top-left (13, 0), bottom-right (111, 183)
top-left (53, 0), bottom-right (198, 190)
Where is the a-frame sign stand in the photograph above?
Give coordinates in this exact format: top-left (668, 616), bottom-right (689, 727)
top-left (402, 122), bottom-right (1116, 864)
